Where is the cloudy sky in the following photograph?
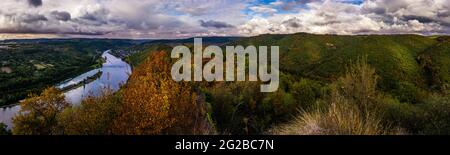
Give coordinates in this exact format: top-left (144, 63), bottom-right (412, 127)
top-left (0, 0), bottom-right (449, 39)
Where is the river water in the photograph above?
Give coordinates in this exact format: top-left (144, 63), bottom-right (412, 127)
top-left (0, 50), bottom-right (131, 129)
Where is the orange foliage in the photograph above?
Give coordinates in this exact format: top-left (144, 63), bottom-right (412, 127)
top-left (112, 51), bottom-right (207, 135)
top-left (57, 90), bottom-right (122, 135)
top-left (12, 87), bottom-right (69, 135)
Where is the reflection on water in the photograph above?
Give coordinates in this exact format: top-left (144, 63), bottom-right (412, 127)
top-left (63, 51), bottom-right (131, 104)
top-left (0, 50), bottom-right (131, 129)
top-left (0, 106), bottom-right (20, 129)
top-left (56, 68), bottom-right (102, 89)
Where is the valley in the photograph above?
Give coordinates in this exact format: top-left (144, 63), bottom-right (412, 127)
top-left (1, 34), bottom-right (449, 135)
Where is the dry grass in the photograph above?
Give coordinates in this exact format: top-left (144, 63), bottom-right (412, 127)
top-left (270, 56), bottom-right (405, 135)
top-left (270, 101), bottom-right (404, 135)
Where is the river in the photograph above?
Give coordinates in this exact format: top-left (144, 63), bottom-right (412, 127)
top-left (0, 50), bottom-right (131, 129)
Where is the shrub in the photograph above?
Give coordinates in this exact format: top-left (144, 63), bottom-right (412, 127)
top-left (12, 87), bottom-right (69, 135)
top-left (380, 96), bottom-right (425, 134)
top-left (0, 123), bottom-right (11, 135)
top-left (262, 90), bottom-right (296, 118)
top-left (207, 81), bottom-right (265, 134)
top-left (382, 93), bottom-right (450, 135)
top-left (334, 56), bottom-right (380, 111)
top-left (279, 72), bottom-right (296, 91)
top-left (270, 56), bottom-right (403, 135)
top-left (57, 90), bottom-right (122, 135)
top-left (418, 94), bottom-right (450, 134)
top-left (391, 81), bottom-right (425, 104)
top-left (291, 79), bottom-right (323, 110)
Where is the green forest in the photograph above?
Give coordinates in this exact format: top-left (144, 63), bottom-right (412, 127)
top-left (1, 33), bottom-right (450, 135)
top-left (0, 39), bottom-right (140, 106)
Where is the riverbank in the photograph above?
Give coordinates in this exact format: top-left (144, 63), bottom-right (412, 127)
top-left (0, 69), bottom-right (103, 109)
top-left (59, 70), bottom-right (103, 92)
top-left (0, 41), bottom-right (107, 107)
top-left (0, 50), bottom-right (132, 129)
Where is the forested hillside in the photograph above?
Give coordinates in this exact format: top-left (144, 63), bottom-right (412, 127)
top-left (0, 39), bottom-right (143, 106)
top-left (6, 33), bottom-right (450, 135)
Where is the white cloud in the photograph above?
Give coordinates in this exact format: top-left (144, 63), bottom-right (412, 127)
top-left (0, 0), bottom-right (248, 38)
top-left (249, 6), bottom-right (278, 14)
top-left (239, 0), bottom-right (450, 36)
top-left (0, 0), bottom-right (448, 38)
top-left (270, 0), bottom-right (284, 6)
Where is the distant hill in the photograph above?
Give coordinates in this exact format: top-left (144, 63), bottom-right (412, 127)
top-left (226, 33), bottom-right (450, 93)
top-left (146, 36), bottom-right (242, 46)
top-left (122, 37), bottom-right (242, 66)
top-left (6, 34), bottom-right (449, 135)
top-left (124, 33), bottom-right (449, 93)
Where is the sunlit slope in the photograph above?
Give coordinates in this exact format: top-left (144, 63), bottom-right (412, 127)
top-left (418, 36), bottom-right (450, 90)
top-left (125, 44), bottom-right (173, 67)
top-left (228, 33), bottom-right (448, 91)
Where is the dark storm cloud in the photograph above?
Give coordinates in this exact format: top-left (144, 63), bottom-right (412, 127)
top-left (199, 20), bottom-right (235, 29)
top-left (0, 0), bottom-right (247, 38)
top-left (50, 11), bottom-right (71, 21)
top-left (21, 14), bottom-right (48, 23)
top-left (27, 0), bottom-right (42, 7)
top-left (403, 15), bottom-right (435, 23)
top-left (77, 8), bottom-right (110, 26)
top-left (282, 17), bottom-right (302, 28)
top-left (0, 28), bottom-right (108, 35)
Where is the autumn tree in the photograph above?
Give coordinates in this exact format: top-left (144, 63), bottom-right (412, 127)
top-left (112, 51), bottom-right (211, 135)
top-left (57, 90), bottom-right (122, 135)
top-left (12, 87), bottom-right (69, 135)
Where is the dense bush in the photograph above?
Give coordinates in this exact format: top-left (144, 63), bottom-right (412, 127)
top-left (0, 123), bottom-right (11, 135)
top-left (57, 90), bottom-right (122, 135)
top-left (206, 82), bottom-right (265, 134)
top-left (12, 87), bottom-right (69, 135)
top-left (291, 79), bottom-right (323, 110)
top-left (334, 56), bottom-right (381, 112)
top-left (390, 81), bottom-right (426, 104)
top-left (419, 94), bottom-right (450, 134)
top-left (381, 96), bottom-right (424, 134)
top-left (383, 94), bottom-right (450, 134)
